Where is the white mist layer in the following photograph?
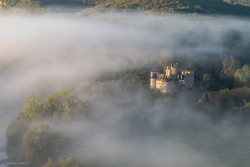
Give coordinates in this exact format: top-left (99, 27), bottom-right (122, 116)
top-left (50, 97), bottom-right (249, 167)
top-left (0, 11), bottom-right (249, 98)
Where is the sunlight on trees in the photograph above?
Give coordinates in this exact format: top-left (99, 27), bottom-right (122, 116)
top-left (235, 65), bottom-right (250, 87)
top-left (6, 91), bottom-right (89, 167)
top-left (21, 124), bottom-right (65, 167)
top-left (41, 157), bottom-right (84, 167)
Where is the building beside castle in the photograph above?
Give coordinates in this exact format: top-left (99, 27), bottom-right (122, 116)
top-left (150, 63), bottom-right (194, 93)
top-left (0, 0), bottom-right (6, 8)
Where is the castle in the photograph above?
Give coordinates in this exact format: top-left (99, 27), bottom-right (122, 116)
top-left (150, 63), bottom-right (194, 93)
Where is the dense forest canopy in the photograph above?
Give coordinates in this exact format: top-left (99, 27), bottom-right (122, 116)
top-left (2, 0), bottom-right (250, 16)
top-left (95, 0), bottom-right (250, 15)
top-left (224, 0), bottom-right (250, 7)
top-left (6, 92), bottom-right (89, 167)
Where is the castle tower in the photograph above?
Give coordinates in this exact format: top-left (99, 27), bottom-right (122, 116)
top-left (180, 70), bottom-right (194, 89)
top-left (165, 66), bottom-right (171, 78)
top-left (184, 71), bottom-right (194, 89)
top-left (150, 67), bottom-right (158, 89)
top-left (171, 63), bottom-right (179, 79)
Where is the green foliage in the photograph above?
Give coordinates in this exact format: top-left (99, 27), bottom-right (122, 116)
top-left (45, 91), bottom-right (90, 120)
top-left (155, 97), bottom-right (173, 104)
top-left (4, 0), bottom-right (250, 15)
top-left (221, 56), bottom-right (241, 74)
top-left (235, 65), bottom-right (250, 87)
top-left (6, 118), bottom-right (29, 161)
top-left (195, 99), bottom-right (220, 117)
top-left (21, 124), bottom-right (65, 167)
top-left (201, 74), bottom-right (217, 91)
top-left (21, 95), bottom-right (45, 120)
top-left (230, 87), bottom-right (250, 106)
top-left (238, 0), bottom-right (250, 6)
top-left (219, 89), bottom-right (232, 110)
top-left (95, 0), bottom-right (250, 16)
top-left (18, 91), bottom-right (90, 121)
top-left (246, 102), bottom-right (250, 107)
top-left (98, 67), bottom-right (149, 94)
top-left (5, 0), bottom-right (41, 9)
top-left (16, 0), bottom-right (40, 8)
top-left (6, 91), bottom-right (89, 167)
top-left (5, 0), bottom-right (93, 8)
top-left (224, 0), bottom-right (250, 7)
top-left (41, 157), bottom-right (84, 167)
top-left (232, 102), bottom-right (250, 119)
top-left (220, 56), bottom-right (241, 89)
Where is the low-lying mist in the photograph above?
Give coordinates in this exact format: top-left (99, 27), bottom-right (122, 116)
top-left (0, 10), bottom-right (250, 98)
top-left (48, 87), bottom-right (250, 167)
top-left (0, 9), bottom-right (250, 167)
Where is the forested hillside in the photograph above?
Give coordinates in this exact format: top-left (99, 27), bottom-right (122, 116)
top-left (239, 0), bottom-right (250, 6)
top-left (4, 0), bottom-right (250, 16)
top-left (95, 0), bottom-right (250, 15)
top-left (224, 0), bottom-right (250, 7)
top-left (4, 0), bottom-right (94, 8)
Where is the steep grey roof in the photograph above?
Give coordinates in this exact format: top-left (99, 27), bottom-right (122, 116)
top-left (151, 66), bottom-right (158, 72)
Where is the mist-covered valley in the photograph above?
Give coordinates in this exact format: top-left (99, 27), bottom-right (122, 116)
top-left (1, 9), bottom-right (250, 167)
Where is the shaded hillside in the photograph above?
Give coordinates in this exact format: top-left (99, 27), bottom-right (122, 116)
top-left (238, 0), bottom-right (250, 6)
top-left (4, 0), bottom-right (250, 16)
top-left (95, 0), bottom-right (250, 16)
top-left (4, 0), bottom-right (94, 9)
top-left (224, 0), bottom-right (250, 7)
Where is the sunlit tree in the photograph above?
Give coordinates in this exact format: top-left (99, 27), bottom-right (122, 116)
top-left (21, 124), bottom-right (65, 167)
top-left (235, 65), bottom-right (250, 87)
top-left (45, 91), bottom-right (90, 120)
top-left (41, 157), bottom-right (84, 167)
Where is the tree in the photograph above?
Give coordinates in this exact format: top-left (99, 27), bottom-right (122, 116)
top-left (219, 89), bottom-right (232, 110)
top-left (18, 92), bottom-right (90, 121)
top-left (6, 119), bottom-right (29, 161)
top-left (220, 56), bottom-right (241, 89)
top-left (6, 91), bottom-right (89, 166)
top-left (237, 102), bottom-right (250, 120)
top-left (235, 65), bottom-right (250, 87)
top-left (204, 92), bottom-right (209, 104)
top-left (20, 95), bottom-right (45, 120)
top-left (6, 95), bottom-right (45, 162)
top-left (41, 157), bottom-right (84, 167)
top-left (45, 91), bottom-right (90, 120)
top-left (201, 74), bottom-right (217, 91)
top-left (21, 124), bottom-right (65, 167)
top-left (230, 87), bottom-right (250, 107)
top-left (6, 0), bottom-right (40, 8)
top-left (16, 0), bottom-right (40, 9)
